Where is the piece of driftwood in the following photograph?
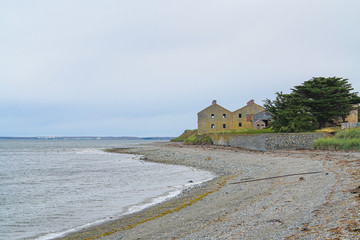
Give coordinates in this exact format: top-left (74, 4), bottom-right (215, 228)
top-left (229, 171), bottom-right (323, 185)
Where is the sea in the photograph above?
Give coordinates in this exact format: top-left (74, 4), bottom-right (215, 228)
top-left (0, 139), bottom-right (214, 240)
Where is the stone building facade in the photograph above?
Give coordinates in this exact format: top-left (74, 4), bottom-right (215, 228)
top-left (197, 100), bottom-right (268, 134)
top-left (198, 100), bottom-right (359, 134)
top-left (342, 105), bottom-right (359, 124)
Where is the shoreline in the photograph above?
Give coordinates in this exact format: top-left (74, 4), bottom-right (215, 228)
top-left (61, 142), bottom-right (360, 239)
top-left (43, 177), bottom-right (213, 240)
top-left (57, 144), bottom-right (225, 240)
top-left (58, 176), bottom-right (230, 240)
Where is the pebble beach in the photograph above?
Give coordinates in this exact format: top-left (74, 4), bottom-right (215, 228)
top-left (62, 142), bottom-right (360, 240)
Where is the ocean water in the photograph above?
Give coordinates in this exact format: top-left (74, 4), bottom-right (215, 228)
top-left (0, 139), bottom-right (214, 240)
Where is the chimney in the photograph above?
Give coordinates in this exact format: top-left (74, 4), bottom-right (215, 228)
top-left (212, 100), bottom-right (217, 105)
top-left (247, 99), bottom-right (255, 105)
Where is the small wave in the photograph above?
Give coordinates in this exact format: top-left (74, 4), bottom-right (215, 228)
top-left (2, 140), bottom-right (215, 240)
top-left (34, 174), bottom-right (214, 240)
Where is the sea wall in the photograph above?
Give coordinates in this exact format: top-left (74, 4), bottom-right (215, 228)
top-left (210, 133), bottom-right (326, 151)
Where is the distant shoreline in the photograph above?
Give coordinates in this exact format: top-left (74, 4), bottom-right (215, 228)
top-left (0, 136), bottom-right (173, 140)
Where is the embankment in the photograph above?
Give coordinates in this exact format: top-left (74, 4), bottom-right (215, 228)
top-left (210, 132), bottom-right (326, 151)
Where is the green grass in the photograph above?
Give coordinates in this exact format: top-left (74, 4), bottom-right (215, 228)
top-left (335, 127), bottom-right (360, 139)
top-left (184, 135), bottom-right (213, 145)
top-left (313, 127), bottom-right (360, 150)
top-left (171, 129), bottom-right (213, 145)
top-left (313, 138), bottom-right (360, 150)
top-left (215, 128), bottom-right (275, 135)
top-left (170, 129), bottom-right (213, 145)
top-left (183, 134), bottom-right (197, 144)
top-left (170, 129), bottom-right (198, 142)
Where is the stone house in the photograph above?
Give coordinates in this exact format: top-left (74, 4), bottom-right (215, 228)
top-left (253, 110), bottom-right (272, 129)
top-left (197, 100), bottom-right (269, 134)
top-left (198, 100), bottom-right (359, 134)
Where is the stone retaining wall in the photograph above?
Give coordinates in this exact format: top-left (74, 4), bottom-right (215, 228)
top-left (210, 133), bottom-right (326, 151)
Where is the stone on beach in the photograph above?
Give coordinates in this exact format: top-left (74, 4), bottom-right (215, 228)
top-left (63, 142), bottom-right (360, 240)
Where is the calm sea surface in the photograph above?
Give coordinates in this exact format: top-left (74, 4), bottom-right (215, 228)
top-left (0, 139), bottom-right (213, 240)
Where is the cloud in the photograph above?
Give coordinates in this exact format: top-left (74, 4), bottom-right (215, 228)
top-left (1, 0), bottom-right (359, 136)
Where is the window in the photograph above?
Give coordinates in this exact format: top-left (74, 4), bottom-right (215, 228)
top-left (223, 114), bottom-right (226, 118)
top-left (211, 114), bottom-right (214, 119)
top-left (239, 122), bottom-right (242, 127)
top-left (238, 113), bottom-right (242, 118)
top-left (223, 124), bottom-right (226, 128)
top-left (211, 124), bottom-right (215, 129)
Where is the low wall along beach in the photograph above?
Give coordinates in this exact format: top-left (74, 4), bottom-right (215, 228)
top-left (210, 132), bottom-right (326, 151)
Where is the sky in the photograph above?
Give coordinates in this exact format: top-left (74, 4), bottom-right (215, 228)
top-left (1, 0), bottom-right (359, 137)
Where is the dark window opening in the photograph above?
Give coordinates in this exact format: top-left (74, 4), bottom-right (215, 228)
top-left (238, 113), bottom-right (242, 118)
top-left (239, 122), bottom-right (242, 127)
top-left (223, 124), bottom-right (226, 128)
top-left (211, 124), bottom-right (215, 129)
top-left (223, 114), bottom-right (226, 118)
top-left (211, 114), bottom-right (214, 119)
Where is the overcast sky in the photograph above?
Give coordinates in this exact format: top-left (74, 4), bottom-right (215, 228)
top-left (1, 0), bottom-right (359, 137)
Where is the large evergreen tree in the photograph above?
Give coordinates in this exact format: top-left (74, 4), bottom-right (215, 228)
top-left (292, 77), bottom-right (360, 128)
top-left (264, 92), bottom-right (317, 132)
top-left (265, 77), bottom-right (360, 132)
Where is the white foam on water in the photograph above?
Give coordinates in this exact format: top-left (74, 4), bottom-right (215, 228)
top-left (34, 174), bottom-right (214, 240)
top-left (0, 139), bottom-right (215, 240)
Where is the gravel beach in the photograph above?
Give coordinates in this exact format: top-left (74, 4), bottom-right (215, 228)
top-left (62, 142), bottom-right (360, 240)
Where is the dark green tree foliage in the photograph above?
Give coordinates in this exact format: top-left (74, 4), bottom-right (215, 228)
top-left (292, 77), bottom-right (360, 128)
top-left (265, 77), bottom-right (360, 132)
top-left (264, 92), bottom-right (317, 132)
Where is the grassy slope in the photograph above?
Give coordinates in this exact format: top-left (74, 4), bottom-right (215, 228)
top-left (171, 128), bottom-right (275, 145)
top-left (170, 130), bottom-right (198, 142)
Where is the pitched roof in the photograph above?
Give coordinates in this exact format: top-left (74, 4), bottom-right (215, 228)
top-left (233, 102), bottom-right (265, 113)
top-left (197, 103), bottom-right (232, 114)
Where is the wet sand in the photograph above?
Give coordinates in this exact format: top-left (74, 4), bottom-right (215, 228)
top-left (60, 142), bottom-right (360, 240)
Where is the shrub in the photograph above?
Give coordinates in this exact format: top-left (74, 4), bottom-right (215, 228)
top-left (335, 128), bottom-right (360, 139)
top-left (313, 127), bottom-right (360, 150)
